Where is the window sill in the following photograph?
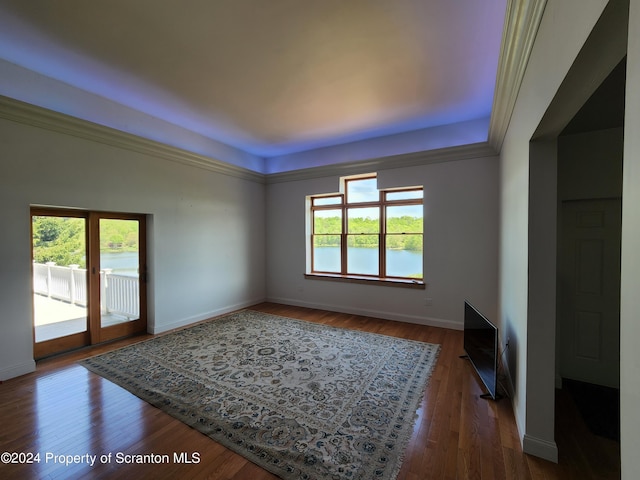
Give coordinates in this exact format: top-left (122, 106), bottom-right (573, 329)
top-left (304, 273), bottom-right (425, 289)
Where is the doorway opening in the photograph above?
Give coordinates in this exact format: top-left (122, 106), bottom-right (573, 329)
top-left (526, 0), bottom-right (627, 466)
top-left (553, 65), bottom-right (625, 459)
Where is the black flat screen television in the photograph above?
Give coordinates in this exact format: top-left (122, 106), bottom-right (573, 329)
top-left (463, 300), bottom-right (499, 400)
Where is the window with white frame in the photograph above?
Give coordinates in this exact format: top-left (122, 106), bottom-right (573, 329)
top-left (307, 174), bottom-right (423, 284)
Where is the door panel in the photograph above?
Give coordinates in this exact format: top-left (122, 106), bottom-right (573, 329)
top-left (32, 211), bottom-right (90, 358)
top-left (558, 198), bottom-right (621, 387)
top-left (93, 214), bottom-right (147, 343)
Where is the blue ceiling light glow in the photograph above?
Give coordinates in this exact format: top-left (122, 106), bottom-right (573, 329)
top-left (264, 117), bottom-right (492, 174)
top-left (0, 2), bottom-right (505, 173)
top-left (0, 8), bottom-right (263, 163)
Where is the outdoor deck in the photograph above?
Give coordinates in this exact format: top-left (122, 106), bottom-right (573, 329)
top-left (33, 261), bottom-right (139, 342)
top-left (34, 294), bottom-right (132, 342)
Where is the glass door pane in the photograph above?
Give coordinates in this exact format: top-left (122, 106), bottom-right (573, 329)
top-left (99, 218), bottom-right (141, 328)
top-left (32, 213), bottom-right (89, 356)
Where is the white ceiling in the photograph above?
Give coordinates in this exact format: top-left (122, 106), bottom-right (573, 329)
top-left (0, 0), bottom-right (507, 171)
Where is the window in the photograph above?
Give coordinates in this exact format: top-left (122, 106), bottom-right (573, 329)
top-left (308, 174), bottom-right (423, 286)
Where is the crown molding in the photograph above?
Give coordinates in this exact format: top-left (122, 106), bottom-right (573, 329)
top-left (488, 0), bottom-right (548, 152)
top-left (265, 142), bottom-right (498, 184)
top-left (0, 95), bottom-right (266, 184)
top-left (0, 94), bottom-right (499, 184)
top-left (2, 93), bottom-right (501, 186)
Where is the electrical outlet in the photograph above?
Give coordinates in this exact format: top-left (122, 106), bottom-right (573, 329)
top-left (425, 297), bottom-right (433, 306)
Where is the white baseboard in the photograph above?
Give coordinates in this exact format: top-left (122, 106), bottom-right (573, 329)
top-left (499, 352), bottom-right (558, 464)
top-left (0, 359), bottom-right (36, 381)
top-left (555, 373), bottom-right (563, 389)
top-left (150, 297), bottom-right (266, 334)
top-left (266, 296), bottom-right (462, 330)
top-left (523, 434), bottom-right (558, 463)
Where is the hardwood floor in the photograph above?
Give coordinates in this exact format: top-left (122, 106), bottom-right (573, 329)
top-left (0, 303), bottom-right (620, 479)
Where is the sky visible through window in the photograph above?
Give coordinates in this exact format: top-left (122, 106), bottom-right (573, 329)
top-left (315, 179), bottom-right (423, 218)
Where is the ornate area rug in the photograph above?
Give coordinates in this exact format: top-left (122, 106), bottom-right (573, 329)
top-left (81, 310), bottom-right (440, 479)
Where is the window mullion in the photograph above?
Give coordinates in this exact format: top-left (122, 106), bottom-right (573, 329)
top-left (380, 194), bottom-right (385, 278)
top-left (341, 204), bottom-right (347, 275)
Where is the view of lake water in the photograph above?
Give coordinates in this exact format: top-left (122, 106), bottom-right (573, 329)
top-left (101, 251), bottom-right (139, 276)
top-left (314, 247), bottom-right (422, 277)
top-left (101, 248), bottom-right (422, 278)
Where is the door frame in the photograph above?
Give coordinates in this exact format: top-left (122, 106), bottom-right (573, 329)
top-left (31, 208), bottom-right (91, 358)
top-left (31, 207), bottom-right (148, 358)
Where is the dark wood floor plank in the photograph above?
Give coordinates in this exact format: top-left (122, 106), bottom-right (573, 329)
top-left (0, 302), bottom-right (619, 479)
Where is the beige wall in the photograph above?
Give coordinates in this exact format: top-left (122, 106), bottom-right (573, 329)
top-left (0, 115), bottom-right (266, 380)
top-left (265, 154), bottom-right (499, 329)
top-left (501, 0), bottom-right (640, 474)
top-left (558, 127), bottom-right (624, 200)
top-left (621, 0), bottom-right (640, 476)
top-left (499, 0), bottom-right (614, 463)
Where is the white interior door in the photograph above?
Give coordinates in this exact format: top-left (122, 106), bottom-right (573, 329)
top-left (558, 198), bottom-right (621, 388)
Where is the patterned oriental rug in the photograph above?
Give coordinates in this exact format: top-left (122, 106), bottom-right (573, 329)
top-left (81, 310), bottom-right (440, 480)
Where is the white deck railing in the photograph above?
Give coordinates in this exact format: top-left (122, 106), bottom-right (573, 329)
top-left (103, 271), bottom-right (139, 319)
top-left (33, 262), bottom-right (139, 319)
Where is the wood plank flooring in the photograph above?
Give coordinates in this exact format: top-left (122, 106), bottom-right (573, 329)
top-left (0, 303), bottom-right (620, 479)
